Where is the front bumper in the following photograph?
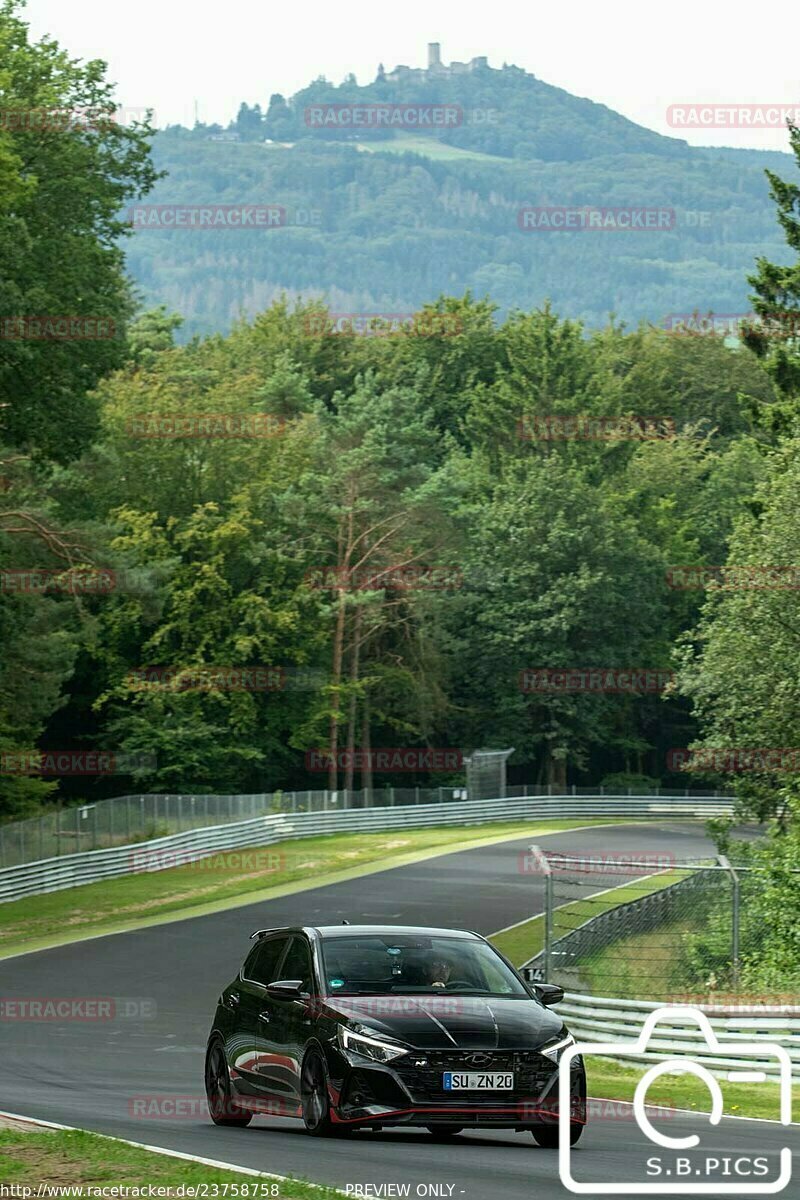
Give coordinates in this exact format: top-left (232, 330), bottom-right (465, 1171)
top-left (332, 1049), bottom-right (586, 1129)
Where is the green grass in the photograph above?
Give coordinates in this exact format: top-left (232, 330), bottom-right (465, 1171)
top-left (579, 924), bottom-right (701, 999)
top-left (587, 1058), bottom-right (798, 1123)
top-left (350, 133), bottom-right (506, 163)
top-left (0, 819), bottom-right (628, 959)
top-left (0, 1127), bottom-right (340, 1193)
top-left (490, 868), bottom-right (693, 967)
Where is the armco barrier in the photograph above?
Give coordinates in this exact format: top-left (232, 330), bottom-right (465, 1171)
top-left (0, 793), bottom-right (734, 904)
top-left (558, 992), bottom-right (800, 1081)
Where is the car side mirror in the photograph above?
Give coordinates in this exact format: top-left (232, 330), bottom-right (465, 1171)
top-left (533, 983), bottom-right (564, 1007)
top-left (266, 979), bottom-right (306, 999)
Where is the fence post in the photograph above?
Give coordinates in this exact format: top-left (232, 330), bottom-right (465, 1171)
top-left (529, 845), bottom-right (553, 980)
top-left (718, 855), bottom-right (740, 990)
top-left (39, 817), bottom-right (44, 861)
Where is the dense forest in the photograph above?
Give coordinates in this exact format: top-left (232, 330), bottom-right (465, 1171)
top-left (120, 63), bottom-right (800, 339)
top-left (2, 2), bottom-right (800, 984)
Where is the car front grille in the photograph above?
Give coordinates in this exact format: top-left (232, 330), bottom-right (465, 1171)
top-left (393, 1049), bottom-right (557, 1105)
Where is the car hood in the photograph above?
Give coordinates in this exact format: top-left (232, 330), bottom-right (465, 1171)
top-left (324, 993), bottom-right (564, 1049)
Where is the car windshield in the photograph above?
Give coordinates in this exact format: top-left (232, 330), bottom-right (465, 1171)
top-left (320, 934), bottom-right (529, 997)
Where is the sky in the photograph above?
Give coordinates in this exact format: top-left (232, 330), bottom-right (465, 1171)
top-left (23, 0), bottom-right (800, 153)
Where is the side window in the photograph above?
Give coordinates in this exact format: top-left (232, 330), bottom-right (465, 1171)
top-left (243, 936), bottom-right (289, 985)
top-left (278, 937), bottom-right (314, 993)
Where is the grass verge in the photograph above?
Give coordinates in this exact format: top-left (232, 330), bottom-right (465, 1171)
top-left (586, 1058), bottom-right (798, 1123)
top-left (579, 924), bottom-right (702, 999)
top-left (0, 819), bottom-right (628, 960)
top-left (0, 1126), bottom-right (339, 1194)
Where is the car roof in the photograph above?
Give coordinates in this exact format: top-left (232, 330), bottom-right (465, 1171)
top-left (250, 924), bottom-right (482, 941)
top-left (312, 925), bottom-right (481, 940)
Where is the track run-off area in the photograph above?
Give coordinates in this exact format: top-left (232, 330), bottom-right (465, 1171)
top-left (0, 821), bottom-right (796, 1199)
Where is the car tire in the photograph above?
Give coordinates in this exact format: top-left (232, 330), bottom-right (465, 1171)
top-left (531, 1122), bottom-right (583, 1147)
top-left (301, 1048), bottom-right (347, 1137)
top-left (205, 1040), bottom-right (252, 1127)
top-left (426, 1126), bottom-right (463, 1139)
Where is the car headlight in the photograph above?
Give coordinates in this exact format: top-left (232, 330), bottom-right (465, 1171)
top-left (337, 1023), bottom-right (409, 1064)
top-left (540, 1032), bottom-right (576, 1063)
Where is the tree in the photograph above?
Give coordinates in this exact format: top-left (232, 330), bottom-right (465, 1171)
top-left (741, 120), bottom-right (800, 429)
top-left (0, 0), bottom-right (159, 463)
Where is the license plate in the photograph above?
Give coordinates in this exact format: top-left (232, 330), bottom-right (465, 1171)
top-left (443, 1071), bottom-right (514, 1090)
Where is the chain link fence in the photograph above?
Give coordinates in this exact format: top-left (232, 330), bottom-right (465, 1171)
top-left (0, 783), bottom-right (731, 869)
top-left (524, 849), bottom-right (797, 1004)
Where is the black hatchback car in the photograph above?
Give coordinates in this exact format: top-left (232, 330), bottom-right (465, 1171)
top-left (205, 924), bottom-right (586, 1145)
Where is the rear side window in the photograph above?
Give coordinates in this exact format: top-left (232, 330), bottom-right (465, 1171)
top-left (243, 936), bottom-right (289, 985)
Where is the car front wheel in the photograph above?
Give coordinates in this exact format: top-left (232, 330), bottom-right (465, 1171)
top-left (301, 1049), bottom-right (347, 1137)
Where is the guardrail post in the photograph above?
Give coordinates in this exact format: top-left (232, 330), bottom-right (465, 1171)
top-left (718, 854), bottom-right (740, 989)
top-left (528, 844), bottom-right (553, 980)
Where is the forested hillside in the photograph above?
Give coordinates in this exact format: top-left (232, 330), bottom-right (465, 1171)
top-left (121, 62), bottom-right (799, 339)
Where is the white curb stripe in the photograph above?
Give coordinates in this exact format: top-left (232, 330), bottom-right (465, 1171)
top-left (0, 1109), bottom-right (345, 1191)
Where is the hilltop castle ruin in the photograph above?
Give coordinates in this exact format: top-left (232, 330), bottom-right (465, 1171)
top-left (384, 44), bottom-right (489, 84)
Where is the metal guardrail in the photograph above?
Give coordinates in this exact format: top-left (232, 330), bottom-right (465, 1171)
top-left (0, 783), bottom-right (733, 870)
top-left (0, 792), bottom-right (735, 904)
top-left (559, 992), bottom-right (800, 1081)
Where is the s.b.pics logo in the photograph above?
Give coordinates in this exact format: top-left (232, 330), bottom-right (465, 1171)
top-left (558, 1007), bottom-right (792, 1194)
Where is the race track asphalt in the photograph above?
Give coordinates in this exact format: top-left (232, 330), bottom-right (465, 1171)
top-left (0, 821), bottom-right (796, 1198)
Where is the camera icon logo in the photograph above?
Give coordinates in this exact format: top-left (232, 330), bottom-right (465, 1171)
top-left (558, 1005), bottom-right (793, 1194)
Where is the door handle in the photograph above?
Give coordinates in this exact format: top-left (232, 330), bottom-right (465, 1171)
top-left (258, 1009), bottom-right (271, 1023)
